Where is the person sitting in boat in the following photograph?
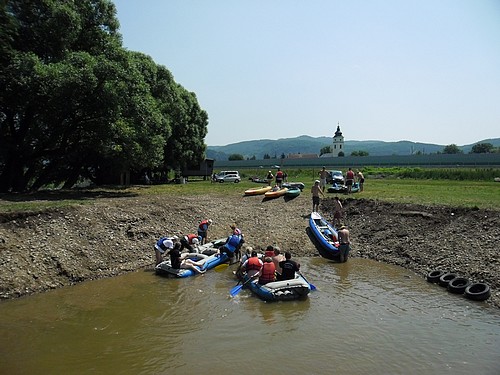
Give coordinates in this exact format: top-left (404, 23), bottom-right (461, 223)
top-left (180, 234), bottom-right (201, 252)
top-left (154, 236), bottom-right (178, 265)
top-left (170, 243), bottom-right (206, 274)
top-left (259, 257), bottom-right (276, 285)
top-left (241, 250), bottom-right (263, 278)
top-left (272, 247), bottom-right (285, 280)
top-left (197, 219), bottom-right (212, 245)
top-left (217, 233), bottom-right (242, 264)
top-left (271, 184), bottom-right (280, 192)
top-left (264, 245), bottom-right (275, 259)
top-left (234, 246), bottom-right (252, 279)
top-left (279, 251), bottom-right (300, 281)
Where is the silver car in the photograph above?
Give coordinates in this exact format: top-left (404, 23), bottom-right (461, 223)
top-left (216, 172), bottom-right (241, 183)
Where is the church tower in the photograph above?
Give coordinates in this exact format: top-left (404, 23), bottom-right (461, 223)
top-left (332, 122), bottom-right (344, 157)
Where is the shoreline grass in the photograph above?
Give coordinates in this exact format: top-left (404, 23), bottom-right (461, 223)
top-left (0, 177), bottom-right (499, 213)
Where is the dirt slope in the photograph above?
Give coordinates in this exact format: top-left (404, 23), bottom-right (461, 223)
top-left (0, 193), bottom-right (498, 308)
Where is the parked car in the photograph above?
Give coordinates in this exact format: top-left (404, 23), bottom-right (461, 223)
top-left (326, 170), bottom-right (344, 185)
top-left (215, 171), bottom-right (241, 183)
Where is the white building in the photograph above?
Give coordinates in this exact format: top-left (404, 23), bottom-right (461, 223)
top-left (332, 123), bottom-right (345, 157)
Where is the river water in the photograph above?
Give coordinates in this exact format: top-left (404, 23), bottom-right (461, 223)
top-left (1, 258), bottom-right (499, 375)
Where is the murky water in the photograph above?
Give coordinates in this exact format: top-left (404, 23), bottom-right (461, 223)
top-left (1, 258), bottom-right (499, 375)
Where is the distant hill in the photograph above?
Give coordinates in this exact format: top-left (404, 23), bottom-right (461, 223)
top-left (206, 136), bottom-right (500, 161)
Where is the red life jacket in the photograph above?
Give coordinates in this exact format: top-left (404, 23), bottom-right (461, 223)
top-left (259, 262), bottom-right (276, 283)
top-left (199, 220), bottom-right (209, 230)
top-left (264, 250), bottom-right (274, 258)
top-left (187, 233), bottom-right (198, 243)
top-left (246, 257), bottom-right (262, 271)
top-left (276, 171), bottom-right (283, 179)
top-left (346, 170), bottom-right (354, 180)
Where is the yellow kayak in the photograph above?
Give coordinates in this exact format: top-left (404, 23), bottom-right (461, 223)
top-left (244, 186), bottom-right (272, 196)
top-left (264, 187), bottom-right (288, 198)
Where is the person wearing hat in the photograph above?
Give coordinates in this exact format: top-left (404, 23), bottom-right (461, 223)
top-left (266, 170), bottom-right (274, 186)
top-left (311, 179), bottom-right (325, 212)
top-left (337, 224), bottom-right (351, 263)
top-left (197, 219), bottom-right (213, 245)
top-left (259, 257), bottom-right (276, 285)
top-left (154, 236), bottom-right (177, 265)
top-left (180, 233), bottom-right (202, 253)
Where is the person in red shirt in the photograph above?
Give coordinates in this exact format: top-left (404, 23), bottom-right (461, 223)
top-left (345, 168), bottom-right (355, 194)
top-left (275, 168), bottom-right (284, 187)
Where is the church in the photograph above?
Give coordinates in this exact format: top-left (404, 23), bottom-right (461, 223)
top-left (319, 122), bottom-right (345, 158)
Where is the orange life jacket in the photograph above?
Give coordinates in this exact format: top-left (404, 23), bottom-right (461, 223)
top-left (246, 257), bottom-right (262, 271)
top-left (259, 262), bottom-right (276, 283)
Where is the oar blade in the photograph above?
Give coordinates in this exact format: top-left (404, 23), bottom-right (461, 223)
top-left (214, 263), bottom-right (229, 272)
top-left (230, 284), bottom-right (243, 297)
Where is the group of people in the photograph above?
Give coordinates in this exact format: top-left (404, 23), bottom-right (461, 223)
top-left (236, 245), bottom-right (301, 285)
top-left (266, 168), bottom-right (288, 187)
top-left (153, 218), bottom-right (216, 273)
top-left (345, 168), bottom-right (364, 194)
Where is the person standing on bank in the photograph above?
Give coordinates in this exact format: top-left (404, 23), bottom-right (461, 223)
top-left (332, 196), bottom-right (343, 228)
top-left (337, 225), bottom-right (351, 263)
top-left (275, 168), bottom-right (284, 188)
top-left (311, 180), bottom-right (325, 212)
top-left (266, 170), bottom-right (274, 186)
top-left (154, 236), bottom-right (177, 265)
top-left (318, 167), bottom-right (329, 193)
top-left (180, 234), bottom-right (201, 253)
top-left (345, 168), bottom-right (355, 194)
top-left (197, 219), bottom-right (212, 245)
top-left (357, 170), bottom-right (365, 192)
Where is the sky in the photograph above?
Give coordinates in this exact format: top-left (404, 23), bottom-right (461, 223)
top-left (113, 0), bottom-right (500, 147)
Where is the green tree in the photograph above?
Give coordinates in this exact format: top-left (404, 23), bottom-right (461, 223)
top-left (228, 154), bottom-right (244, 161)
top-left (320, 145), bottom-right (332, 156)
top-left (470, 143), bottom-right (494, 154)
top-left (263, 154), bottom-right (271, 159)
top-left (0, 0), bottom-right (208, 191)
top-left (442, 144), bottom-right (463, 154)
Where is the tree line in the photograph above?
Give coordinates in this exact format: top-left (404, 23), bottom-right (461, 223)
top-left (0, 0), bottom-right (208, 192)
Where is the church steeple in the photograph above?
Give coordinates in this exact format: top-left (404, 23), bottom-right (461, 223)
top-left (334, 123), bottom-right (343, 137)
top-left (332, 121), bottom-right (344, 157)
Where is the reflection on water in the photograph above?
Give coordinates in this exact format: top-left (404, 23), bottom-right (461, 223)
top-left (1, 258), bottom-right (499, 375)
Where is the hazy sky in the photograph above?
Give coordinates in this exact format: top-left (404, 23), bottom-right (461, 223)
top-left (113, 0), bottom-right (500, 146)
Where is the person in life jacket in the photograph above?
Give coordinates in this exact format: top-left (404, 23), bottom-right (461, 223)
top-left (218, 233), bottom-right (242, 263)
top-left (197, 219), bottom-right (213, 245)
top-left (264, 245), bottom-right (275, 259)
top-left (259, 257), bottom-right (276, 285)
top-left (241, 250), bottom-right (263, 278)
top-left (154, 235), bottom-right (178, 265)
top-left (180, 234), bottom-right (201, 253)
top-left (229, 224), bottom-right (245, 261)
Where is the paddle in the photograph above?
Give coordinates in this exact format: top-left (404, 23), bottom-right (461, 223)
top-left (230, 274), bottom-right (259, 297)
top-left (298, 271), bottom-right (316, 291)
top-left (214, 263), bottom-right (229, 272)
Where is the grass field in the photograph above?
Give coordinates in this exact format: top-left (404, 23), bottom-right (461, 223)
top-left (0, 174), bottom-right (499, 213)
